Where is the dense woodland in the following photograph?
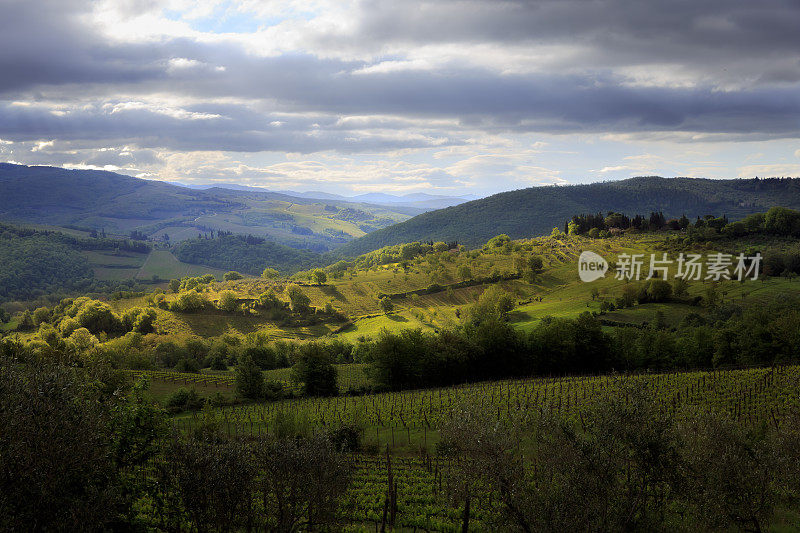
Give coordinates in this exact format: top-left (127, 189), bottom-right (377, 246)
top-left (0, 223), bottom-right (149, 303)
top-left (173, 233), bottom-right (322, 275)
top-left (336, 176), bottom-right (800, 255)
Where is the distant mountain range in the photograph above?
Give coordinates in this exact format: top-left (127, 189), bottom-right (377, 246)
top-left (167, 180), bottom-right (476, 210)
top-left (335, 176), bottom-right (800, 255)
top-left (5, 164), bottom-right (800, 260)
top-left (0, 164), bottom-right (423, 251)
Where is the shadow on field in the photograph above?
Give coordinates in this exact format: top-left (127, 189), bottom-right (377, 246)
top-left (321, 285), bottom-right (347, 302)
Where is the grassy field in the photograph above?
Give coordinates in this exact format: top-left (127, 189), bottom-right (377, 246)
top-left (83, 250), bottom-right (149, 280)
top-left (135, 249), bottom-right (228, 280)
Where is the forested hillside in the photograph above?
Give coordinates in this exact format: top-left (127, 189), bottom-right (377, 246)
top-left (0, 164), bottom-right (416, 251)
top-left (0, 223), bottom-right (148, 302)
top-left (336, 176), bottom-right (800, 255)
top-left (173, 234), bottom-right (322, 275)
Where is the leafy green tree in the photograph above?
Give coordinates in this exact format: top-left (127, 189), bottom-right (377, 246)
top-left (261, 267), bottom-right (280, 279)
top-left (170, 290), bottom-right (211, 313)
top-left (311, 269), bottom-right (327, 285)
top-left (168, 279), bottom-right (181, 293)
top-left (69, 328), bottom-right (99, 352)
top-left (33, 307), bottom-right (51, 325)
top-left (223, 271), bottom-right (243, 281)
top-left (464, 286), bottom-right (515, 325)
top-left (235, 354), bottom-right (264, 399)
top-left (17, 309), bottom-right (35, 331)
top-left (0, 360), bottom-right (127, 530)
top-left (672, 277), bottom-right (689, 298)
top-left (59, 317), bottom-right (80, 337)
top-left (644, 279), bottom-right (672, 302)
top-left (121, 307), bottom-right (157, 333)
top-left (110, 378), bottom-right (168, 469)
top-left (76, 300), bottom-right (122, 334)
top-left (486, 234), bottom-right (511, 248)
top-left (567, 220), bottom-right (580, 235)
top-left (286, 284), bottom-right (311, 314)
top-left (257, 290), bottom-right (282, 310)
top-left (764, 206), bottom-right (800, 236)
top-left (379, 296), bottom-right (394, 314)
top-left (292, 343), bottom-right (338, 396)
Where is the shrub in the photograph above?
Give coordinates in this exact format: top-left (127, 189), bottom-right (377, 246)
top-left (379, 296), bottom-right (394, 314)
top-left (217, 291), bottom-right (239, 313)
top-left (165, 388), bottom-right (204, 413)
top-left (175, 358), bottom-right (200, 373)
top-left (170, 290), bottom-right (211, 313)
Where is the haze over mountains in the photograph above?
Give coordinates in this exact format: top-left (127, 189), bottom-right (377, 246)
top-left (167, 180), bottom-right (477, 210)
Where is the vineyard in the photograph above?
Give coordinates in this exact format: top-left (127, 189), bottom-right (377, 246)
top-left (340, 453), bottom-right (486, 532)
top-left (173, 365), bottom-right (800, 442)
top-left (126, 369), bottom-right (236, 388)
top-left (160, 365), bottom-right (800, 531)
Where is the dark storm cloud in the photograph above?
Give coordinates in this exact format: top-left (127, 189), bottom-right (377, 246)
top-left (0, 100), bottom-right (455, 153)
top-left (1, 0), bottom-right (800, 154)
top-left (0, 0), bottom-right (167, 93)
top-left (351, 0), bottom-right (800, 72)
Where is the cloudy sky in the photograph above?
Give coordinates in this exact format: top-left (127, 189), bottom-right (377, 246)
top-left (1, 0), bottom-right (800, 196)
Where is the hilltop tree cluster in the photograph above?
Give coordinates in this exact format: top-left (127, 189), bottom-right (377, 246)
top-left (567, 206), bottom-right (800, 239)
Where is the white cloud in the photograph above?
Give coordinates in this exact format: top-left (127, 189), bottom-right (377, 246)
top-left (737, 164), bottom-right (800, 177)
top-left (31, 140), bottom-right (55, 152)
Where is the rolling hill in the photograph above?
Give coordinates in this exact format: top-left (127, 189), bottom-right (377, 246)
top-left (335, 176), bottom-right (800, 255)
top-left (0, 163), bottom-right (419, 251)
